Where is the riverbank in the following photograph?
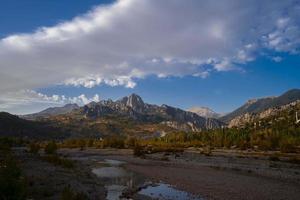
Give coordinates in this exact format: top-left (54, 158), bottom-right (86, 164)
top-left (13, 147), bottom-right (300, 200)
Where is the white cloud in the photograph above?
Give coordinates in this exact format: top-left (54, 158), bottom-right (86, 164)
top-left (64, 75), bottom-right (136, 88)
top-left (272, 56), bottom-right (283, 62)
top-left (0, 0), bottom-right (300, 113)
top-left (0, 90), bottom-right (100, 114)
top-left (263, 15), bottom-right (300, 54)
top-left (214, 58), bottom-right (233, 71)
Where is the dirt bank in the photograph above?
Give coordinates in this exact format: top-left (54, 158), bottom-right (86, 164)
top-left (61, 148), bottom-right (300, 200)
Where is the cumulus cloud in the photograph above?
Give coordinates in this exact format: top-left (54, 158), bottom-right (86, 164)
top-left (0, 90), bottom-right (100, 114)
top-left (64, 75), bottom-right (136, 88)
top-left (0, 0), bottom-right (300, 113)
top-left (263, 16), bottom-right (300, 53)
top-left (272, 56), bottom-right (283, 62)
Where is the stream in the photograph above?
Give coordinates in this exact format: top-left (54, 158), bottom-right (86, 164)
top-left (92, 159), bottom-right (203, 200)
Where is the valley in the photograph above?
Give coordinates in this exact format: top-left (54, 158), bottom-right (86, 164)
top-left (1, 1), bottom-right (300, 199)
top-left (9, 147), bottom-right (300, 200)
top-left (1, 89), bottom-right (300, 200)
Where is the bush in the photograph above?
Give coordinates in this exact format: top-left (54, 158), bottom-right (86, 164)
top-left (280, 138), bottom-right (297, 153)
top-left (44, 141), bottom-right (58, 154)
top-left (28, 142), bottom-right (40, 154)
top-left (269, 155), bottom-right (280, 161)
top-left (133, 144), bottom-right (144, 157)
top-left (125, 137), bottom-right (137, 148)
top-left (0, 154), bottom-right (27, 199)
top-left (61, 186), bottom-right (87, 200)
top-left (102, 137), bottom-right (125, 149)
top-left (87, 139), bottom-right (94, 147)
top-left (42, 155), bottom-right (75, 169)
top-left (0, 137), bottom-right (13, 152)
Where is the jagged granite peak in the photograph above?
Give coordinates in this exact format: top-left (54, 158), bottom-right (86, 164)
top-left (79, 94), bottom-right (224, 131)
top-left (86, 101), bottom-right (97, 107)
top-left (22, 103), bottom-right (79, 120)
top-left (99, 99), bottom-right (114, 106)
top-left (117, 93), bottom-right (145, 111)
top-left (188, 106), bottom-right (221, 118)
top-left (127, 93), bottom-right (144, 107)
top-left (24, 93), bottom-right (224, 131)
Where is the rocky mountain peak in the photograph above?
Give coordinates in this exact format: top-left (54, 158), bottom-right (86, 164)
top-left (188, 106), bottom-right (221, 119)
top-left (86, 101), bottom-right (97, 108)
top-left (127, 93), bottom-right (144, 106)
top-left (246, 99), bottom-right (258, 105)
top-left (64, 103), bottom-right (79, 109)
top-left (118, 93), bottom-right (145, 112)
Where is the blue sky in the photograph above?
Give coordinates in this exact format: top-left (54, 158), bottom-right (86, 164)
top-left (0, 0), bottom-right (299, 114)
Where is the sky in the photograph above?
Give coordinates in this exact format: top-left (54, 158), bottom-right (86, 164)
top-left (0, 0), bottom-right (300, 115)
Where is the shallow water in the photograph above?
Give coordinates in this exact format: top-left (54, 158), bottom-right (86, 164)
top-left (92, 159), bottom-right (136, 200)
top-left (105, 185), bottom-right (127, 200)
top-left (139, 183), bottom-right (204, 200)
top-left (104, 159), bottom-right (125, 166)
top-left (92, 167), bottom-right (127, 178)
top-left (92, 159), bottom-right (204, 200)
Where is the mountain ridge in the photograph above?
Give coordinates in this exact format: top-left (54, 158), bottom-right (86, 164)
top-left (188, 106), bottom-right (222, 118)
top-left (220, 89), bottom-right (300, 123)
top-left (22, 103), bottom-right (79, 120)
top-left (79, 93), bottom-right (224, 131)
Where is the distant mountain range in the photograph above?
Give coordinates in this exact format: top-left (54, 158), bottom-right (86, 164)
top-left (188, 107), bottom-right (223, 118)
top-left (2, 93), bottom-right (224, 138)
top-left (1, 89), bottom-right (300, 139)
top-left (78, 93), bottom-right (224, 131)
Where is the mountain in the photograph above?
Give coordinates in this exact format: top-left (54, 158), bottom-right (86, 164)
top-left (10, 93), bottom-right (224, 138)
top-left (22, 103), bottom-right (79, 120)
top-left (188, 107), bottom-right (222, 118)
top-left (229, 100), bottom-right (300, 132)
top-left (227, 100), bottom-right (300, 127)
top-left (76, 93), bottom-right (224, 132)
top-left (0, 112), bottom-right (63, 139)
top-left (220, 89), bottom-right (300, 123)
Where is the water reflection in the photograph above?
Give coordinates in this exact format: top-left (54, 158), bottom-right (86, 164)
top-left (92, 159), bottom-right (204, 200)
top-left (92, 159), bottom-right (136, 200)
top-left (139, 183), bottom-right (204, 200)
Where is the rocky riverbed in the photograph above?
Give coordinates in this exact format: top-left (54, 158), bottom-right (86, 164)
top-left (14, 148), bottom-right (300, 200)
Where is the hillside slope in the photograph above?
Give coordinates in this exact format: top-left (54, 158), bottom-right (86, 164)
top-left (220, 89), bottom-right (300, 123)
top-left (22, 103), bottom-right (79, 120)
top-left (0, 112), bottom-right (63, 139)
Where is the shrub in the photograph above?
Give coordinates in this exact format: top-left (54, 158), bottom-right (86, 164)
top-left (87, 139), bottom-right (94, 147)
top-left (28, 142), bottom-right (40, 154)
top-left (42, 155), bottom-right (75, 169)
top-left (125, 137), bottom-right (137, 148)
top-left (102, 137), bottom-right (125, 149)
top-left (0, 154), bottom-right (27, 199)
top-left (269, 155), bottom-right (280, 161)
top-left (133, 144), bottom-right (144, 157)
top-left (61, 186), bottom-right (87, 200)
top-left (280, 138), bottom-right (297, 153)
top-left (0, 138), bottom-right (13, 152)
top-left (44, 141), bottom-right (58, 154)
